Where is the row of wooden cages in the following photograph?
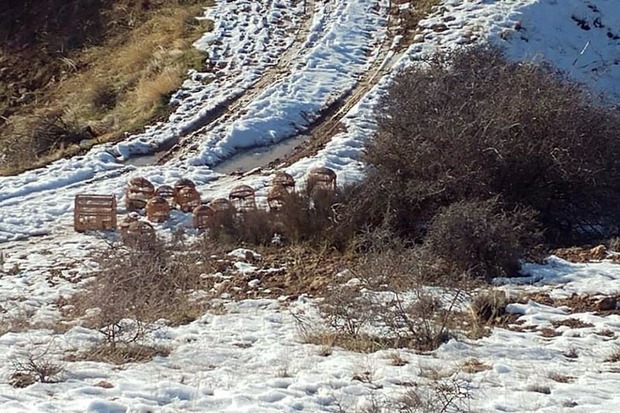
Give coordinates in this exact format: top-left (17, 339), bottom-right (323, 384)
top-left (74, 167), bottom-right (338, 243)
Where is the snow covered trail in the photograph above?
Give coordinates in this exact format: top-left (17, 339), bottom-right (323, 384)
top-left (0, 0), bottom-right (391, 242)
top-left (169, 0), bottom-right (390, 167)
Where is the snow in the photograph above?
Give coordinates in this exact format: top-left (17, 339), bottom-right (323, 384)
top-left (3, 241), bottom-right (620, 411)
top-left (1, 0), bottom-right (620, 411)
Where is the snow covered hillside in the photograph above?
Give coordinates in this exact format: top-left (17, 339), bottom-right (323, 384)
top-left (1, 0), bottom-right (620, 412)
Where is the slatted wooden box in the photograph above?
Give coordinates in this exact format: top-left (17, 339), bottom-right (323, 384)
top-left (74, 194), bottom-right (117, 232)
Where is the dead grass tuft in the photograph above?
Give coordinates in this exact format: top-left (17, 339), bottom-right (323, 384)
top-left (78, 344), bottom-right (171, 365)
top-left (461, 358), bottom-right (491, 374)
top-left (526, 383), bottom-right (551, 394)
top-left (548, 372), bottom-right (575, 383)
top-left (605, 347), bottom-right (620, 363)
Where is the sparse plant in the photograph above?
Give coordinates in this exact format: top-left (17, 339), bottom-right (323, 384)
top-left (609, 237), bottom-right (620, 253)
top-left (563, 347), bottom-right (579, 359)
top-left (70, 238), bottom-right (213, 361)
top-left (548, 372), bottom-right (574, 383)
top-left (206, 190), bottom-right (347, 247)
top-left (425, 199), bottom-right (541, 280)
top-left (11, 343), bottom-right (65, 386)
top-left (461, 358), bottom-right (491, 374)
top-left (319, 283), bottom-right (376, 337)
top-left (373, 372), bottom-right (472, 413)
top-left (605, 347), bottom-right (620, 363)
top-left (470, 289), bottom-right (510, 324)
top-left (79, 344), bottom-right (171, 365)
top-left (89, 82), bottom-right (118, 111)
top-left (388, 352), bottom-right (408, 366)
top-left (526, 383), bottom-right (551, 394)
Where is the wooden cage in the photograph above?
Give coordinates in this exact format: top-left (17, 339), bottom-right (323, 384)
top-left (146, 196), bottom-right (171, 223)
top-left (174, 178), bottom-right (196, 193)
top-left (307, 167), bottom-right (337, 194)
top-left (176, 186), bottom-right (201, 212)
top-left (155, 185), bottom-right (176, 208)
top-left (209, 198), bottom-right (234, 212)
top-left (192, 205), bottom-right (214, 229)
top-left (193, 198), bottom-right (234, 229)
top-left (125, 177), bottom-right (155, 210)
top-left (229, 185), bottom-right (256, 212)
top-left (119, 213), bottom-right (140, 238)
top-left (272, 172), bottom-right (296, 192)
top-left (74, 194), bottom-right (117, 232)
top-left (267, 185), bottom-right (290, 211)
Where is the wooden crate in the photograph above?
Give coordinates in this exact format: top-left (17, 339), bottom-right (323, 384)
top-left (74, 194), bottom-right (117, 232)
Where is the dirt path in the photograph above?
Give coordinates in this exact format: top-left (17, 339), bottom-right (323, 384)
top-left (270, 3), bottom-right (405, 168)
top-left (169, 0), bottom-right (408, 175)
top-left (156, 0), bottom-right (318, 165)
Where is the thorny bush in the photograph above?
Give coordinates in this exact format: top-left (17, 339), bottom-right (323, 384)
top-left (345, 45), bottom-right (620, 248)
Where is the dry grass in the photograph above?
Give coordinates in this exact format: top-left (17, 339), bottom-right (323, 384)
top-left (388, 352), bottom-right (409, 367)
top-left (0, 1), bottom-right (214, 175)
top-left (397, 0), bottom-right (442, 43)
top-left (526, 383), bottom-right (551, 394)
top-left (605, 347), bottom-right (620, 363)
top-left (548, 372), bottom-right (575, 383)
top-left (60, 4), bottom-right (212, 134)
top-left (461, 359), bottom-right (491, 374)
top-left (77, 344), bottom-right (171, 365)
top-left (299, 328), bottom-right (392, 353)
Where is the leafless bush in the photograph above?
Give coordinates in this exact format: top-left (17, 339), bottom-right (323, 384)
top-left (379, 288), bottom-right (468, 351)
top-left (349, 227), bottom-right (418, 290)
top-left (0, 111), bottom-right (92, 170)
top-left (336, 372), bottom-right (472, 413)
top-left (11, 344), bottom-right (65, 387)
top-left (425, 199), bottom-right (541, 280)
top-left (72, 238), bottom-right (210, 355)
top-left (354, 44), bottom-right (620, 246)
top-left (319, 283), bottom-right (377, 337)
top-left (392, 376), bottom-right (472, 413)
top-left (30, 111), bottom-right (93, 155)
top-left (298, 234), bottom-right (474, 352)
top-left (207, 190), bottom-right (347, 247)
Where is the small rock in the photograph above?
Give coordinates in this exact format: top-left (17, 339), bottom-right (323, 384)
top-left (596, 297), bottom-right (617, 311)
top-left (95, 380), bottom-right (114, 389)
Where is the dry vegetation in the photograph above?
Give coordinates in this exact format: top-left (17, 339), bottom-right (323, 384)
top-left (0, 0), bottom-right (214, 174)
top-left (339, 45), bottom-right (620, 277)
top-left (393, 0), bottom-right (442, 44)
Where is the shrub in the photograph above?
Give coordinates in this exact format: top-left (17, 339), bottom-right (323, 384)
top-left (425, 199), bottom-right (541, 280)
top-left (32, 111), bottom-right (93, 154)
top-left (72, 238), bottom-right (209, 352)
top-left (11, 344), bottom-right (65, 387)
top-left (358, 45), bottom-right (620, 245)
top-left (206, 190), bottom-right (346, 247)
top-left (89, 82), bottom-right (118, 111)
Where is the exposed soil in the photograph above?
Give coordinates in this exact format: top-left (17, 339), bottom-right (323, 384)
top-left (0, 0), bottom-right (212, 174)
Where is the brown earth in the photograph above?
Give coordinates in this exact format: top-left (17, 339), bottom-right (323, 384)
top-left (0, 0), bottom-right (213, 175)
